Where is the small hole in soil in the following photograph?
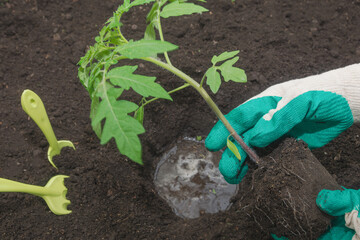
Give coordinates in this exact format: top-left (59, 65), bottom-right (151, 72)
top-left (154, 137), bottom-right (238, 219)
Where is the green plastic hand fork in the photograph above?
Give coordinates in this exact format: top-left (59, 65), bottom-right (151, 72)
top-left (21, 90), bottom-right (75, 169)
top-left (0, 175), bottom-right (71, 215)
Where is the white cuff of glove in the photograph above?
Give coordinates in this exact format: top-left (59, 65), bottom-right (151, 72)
top-left (345, 210), bottom-right (360, 240)
top-left (251, 63), bottom-right (360, 122)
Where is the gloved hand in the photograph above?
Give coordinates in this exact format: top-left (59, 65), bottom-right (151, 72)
top-left (270, 188), bottom-right (360, 240)
top-left (205, 63), bottom-right (360, 184)
top-left (317, 188), bottom-right (360, 240)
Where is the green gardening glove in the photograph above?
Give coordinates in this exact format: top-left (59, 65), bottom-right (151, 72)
top-left (205, 63), bottom-right (360, 184)
top-left (317, 188), bottom-right (360, 240)
top-left (270, 188), bottom-right (360, 240)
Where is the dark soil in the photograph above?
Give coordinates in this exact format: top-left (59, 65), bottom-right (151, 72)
top-left (1, 0), bottom-right (360, 239)
top-left (244, 138), bottom-right (341, 239)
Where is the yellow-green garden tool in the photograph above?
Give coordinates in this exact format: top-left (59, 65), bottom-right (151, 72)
top-left (0, 175), bottom-right (71, 215)
top-left (21, 90), bottom-right (75, 168)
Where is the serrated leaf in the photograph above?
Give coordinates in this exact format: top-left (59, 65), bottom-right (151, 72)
top-left (113, 115), bottom-right (144, 164)
top-left (205, 67), bottom-right (221, 94)
top-left (134, 106), bottom-right (145, 124)
top-left (92, 85), bottom-right (145, 164)
top-left (92, 99), bottom-right (137, 130)
top-left (160, 2), bottom-right (208, 18)
top-left (211, 50), bottom-right (239, 65)
top-left (107, 65), bottom-right (172, 100)
top-left (227, 136), bottom-right (241, 161)
top-left (115, 39), bottom-right (178, 59)
top-left (218, 57), bottom-right (247, 83)
top-left (94, 83), bottom-right (123, 101)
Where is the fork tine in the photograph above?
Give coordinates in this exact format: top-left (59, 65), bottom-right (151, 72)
top-left (42, 175), bottom-right (72, 215)
top-left (48, 141), bottom-right (75, 169)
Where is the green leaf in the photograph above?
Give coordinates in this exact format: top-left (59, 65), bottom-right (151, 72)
top-left (218, 57), bottom-right (247, 83)
top-left (205, 67), bottom-right (221, 94)
top-left (227, 136), bottom-right (241, 161)
top-left (144, 1), bottom-right (161, 41)
top-left (107, 13), bottom-right (122, 30)
top-left (117, 0), bottom-right (155, 13)
top-left (134, 106), bottom-right (145, 124)
top-left (107, 65), bottom-right (172, 100)
top-left (130, 0), bottom-right (155, 8)
top-left (90, 97), bottom-right (102, 138)
top-left (211, 50), bottom-right (239, 65)
top-left (94, 48), bottom-right (112, 61)
top-left (88, 67), bottom-right (103, 98)
top-left (160, 2), bottom-right (208, 18)
top-left (78, 66), bottom-right (88, 88)
top-left (115, 39), bottom-right (178, 59)
top-left (123, 0), bottom-right (130, 8)
top-left (146, 1), bottom-right (160, 26)
top-left (144, 23), bottom-right (156, 40)
top-left (92, 86), bottom-right (145, 164)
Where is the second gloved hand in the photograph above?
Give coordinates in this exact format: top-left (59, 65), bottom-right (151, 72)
top-left (317, 188), bottom-right (360, 240)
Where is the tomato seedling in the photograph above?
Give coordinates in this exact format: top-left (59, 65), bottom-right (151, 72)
top-left (78, 0), bottom-right (259, 165)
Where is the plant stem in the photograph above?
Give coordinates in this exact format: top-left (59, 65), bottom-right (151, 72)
top-left (143, 57), bottom-right (260, 164)
top-left (199, 72), bottom-right (207, 88)
top-left (117, 26), bottom-right (128, 44)
top-left (142, 83), bottom-right (190, 107)
top-left (156, 5), bottom-right (172, 65)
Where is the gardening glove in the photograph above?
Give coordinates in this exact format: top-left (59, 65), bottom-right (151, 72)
top-left (205, 63), bottom-right (360, 184)
top-left (271, 188), bottom-right (360, 240)
top-left (316, 188), bottom-right (360, 240)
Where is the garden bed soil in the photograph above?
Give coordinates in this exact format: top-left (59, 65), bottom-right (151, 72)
top-left (1, 0), bottom-right (360, 239)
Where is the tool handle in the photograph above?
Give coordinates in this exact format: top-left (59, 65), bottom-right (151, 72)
top-left (21, 90), bottom-right (59, 151)
top-left (0, 178), bottom-right (48, 196)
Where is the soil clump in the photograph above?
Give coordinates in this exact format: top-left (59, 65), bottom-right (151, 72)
top-left (244, 138), bottom-right (341, 239)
